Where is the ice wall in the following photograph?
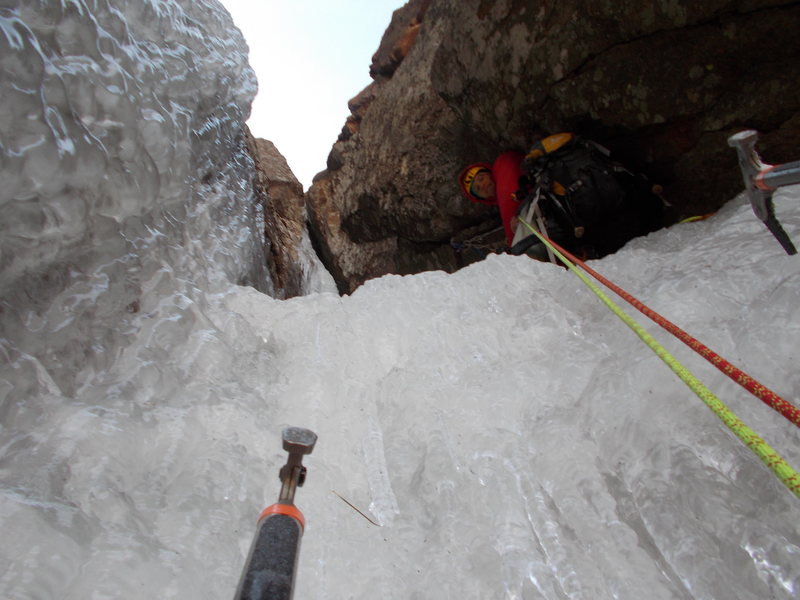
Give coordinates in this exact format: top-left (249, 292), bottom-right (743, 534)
top-left (0, 2), bottom-right (264, 593)
top-left (1, 0), bottom-right (266, 396)
top-left (1, 1), bottom-right (800, 599)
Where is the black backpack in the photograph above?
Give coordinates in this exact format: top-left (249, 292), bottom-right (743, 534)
top-left (511, 134), bottom-right (664, 258)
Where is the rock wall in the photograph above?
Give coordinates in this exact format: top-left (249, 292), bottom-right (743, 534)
top-left (307, 0), bottom-right (800, 294)
top-left (307, 0), bottom-right (469, 295)
top-left (245, 128), bottom-right (308, 298)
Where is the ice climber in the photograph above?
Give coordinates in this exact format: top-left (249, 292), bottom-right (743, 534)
top-left (459, 133), bottom-right (666, 261)
top-left (459, 151), bottom-right (524, 247)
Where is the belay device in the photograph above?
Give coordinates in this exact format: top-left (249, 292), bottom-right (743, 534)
top-left (234, 427), bottom-right (317, 600)
top-left (728, 130), bottom-right (800, 255)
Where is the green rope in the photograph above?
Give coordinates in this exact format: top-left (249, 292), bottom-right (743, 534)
top-left (519, 218), bottom-right (800, 499)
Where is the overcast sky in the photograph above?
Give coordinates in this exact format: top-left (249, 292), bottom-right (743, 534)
top-left (221, 1), bottom-right (404, 190)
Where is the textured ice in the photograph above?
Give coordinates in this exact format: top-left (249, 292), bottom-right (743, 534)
top-left (2, 2), bottom-right (800, 600)
top-left (0, 0), bottom-right (272, 399)
top-left (227, 194), bottom-right (799, 599)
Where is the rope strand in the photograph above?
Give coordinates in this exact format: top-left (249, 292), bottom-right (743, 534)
top-left (540, 235), bottom-right (800, 429)
top-left (518, 218), bottom-right (800, 499)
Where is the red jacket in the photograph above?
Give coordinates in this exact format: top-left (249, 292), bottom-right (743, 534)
top-left (492, 151), bottom-right (524, 245)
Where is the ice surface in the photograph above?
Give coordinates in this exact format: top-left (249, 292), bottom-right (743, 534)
top-left (2, 2), bottom-right (800, 600)
top-left (225, 193), bottom-right (800, 600)
top-left (0, 0), bottom-right (272, 398)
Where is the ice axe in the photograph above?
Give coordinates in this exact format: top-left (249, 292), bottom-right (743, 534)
top-left (728, 130), bottom-right (800, 255)
top-left (234, 427), bottom-right (318, 600)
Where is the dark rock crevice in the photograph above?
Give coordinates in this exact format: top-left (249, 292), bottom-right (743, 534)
top-left (565, 2), bottom-right (799, 82)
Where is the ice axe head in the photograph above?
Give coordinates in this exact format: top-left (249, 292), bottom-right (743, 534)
top-left (728, 130), bottom-right (769, 221)
top-left (283, 427), bottom-right (317, 456)
top-left (278, 427), bottom-right (317, 502)
top-left (728, 130), bottom-right (797, 255)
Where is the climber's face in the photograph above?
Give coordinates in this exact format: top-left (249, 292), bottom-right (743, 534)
top-left (471, 170), bottom-right (495, 199)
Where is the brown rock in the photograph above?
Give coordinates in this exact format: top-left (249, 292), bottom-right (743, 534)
top-left (370, 0), bottom-right (433, 79)
top-left (244, 127), bottom-right (308, 298)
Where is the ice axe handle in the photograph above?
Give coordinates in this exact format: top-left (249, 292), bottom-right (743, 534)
top-left (758, 160), bottom-right (800, 192)
top-left (234, 428), bottom-right (317, 600)
top-left (235, 508), bottom-right (303, 600)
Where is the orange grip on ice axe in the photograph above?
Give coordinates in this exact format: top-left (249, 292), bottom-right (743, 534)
top-left (234, 427), bottom-right (317, 600)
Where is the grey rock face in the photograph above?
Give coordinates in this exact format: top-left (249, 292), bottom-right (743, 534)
top-left (308, 0), bottom-right (800, 293)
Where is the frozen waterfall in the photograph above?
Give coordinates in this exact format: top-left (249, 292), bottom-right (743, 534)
top-left (1, 1), bottom-right (800, 599)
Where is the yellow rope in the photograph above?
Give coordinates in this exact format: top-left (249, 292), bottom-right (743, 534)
top-left (519, 218), bottom-right (800, 499)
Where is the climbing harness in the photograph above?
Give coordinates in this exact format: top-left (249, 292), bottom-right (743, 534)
top-left (519, 217), bottom-right (800, 499)
top-left (728, 130), bottom-right (800, 255)
top-left (235, 427), bottom-right (317, 600)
